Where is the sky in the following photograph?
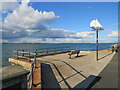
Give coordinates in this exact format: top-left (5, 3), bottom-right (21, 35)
top-left (0, 0), bottom-right (118, 43)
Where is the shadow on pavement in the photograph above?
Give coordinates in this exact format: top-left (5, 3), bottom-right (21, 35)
top-left (73, 75), bottom-right (101, 89)
top-left (41, 63), bottom-right (101, 89)
top-left (73, 54), bottom-right (88, 59)
top-left (98, 53), bottom-right (113, 61)
top-left (41, 63), bottom-right (61, 88)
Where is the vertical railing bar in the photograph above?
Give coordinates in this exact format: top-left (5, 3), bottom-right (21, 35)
top-left (55, 48), bottom-right (56, 52)
top-left (32, 63), bottom-right (34, 89)
top-left (46, 48), bottom-right (48, 53)
top-left (36, 49), bottom-right (38, 55)
top-left (22, 49), bottom-right (24, 56)
top-left (16, 50), bottom-right (18, 59)
top-left (29, 51), bottom-right (31, 61)
top-left (62, 47), bottom-right (63, 51)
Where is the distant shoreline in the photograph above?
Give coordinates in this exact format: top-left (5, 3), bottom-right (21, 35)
top-left (0, 43), bottom-right (117, 44)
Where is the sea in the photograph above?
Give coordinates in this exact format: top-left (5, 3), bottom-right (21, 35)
top-left (0, 43), bottom-right (116, 67)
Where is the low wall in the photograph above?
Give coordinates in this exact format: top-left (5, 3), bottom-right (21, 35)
top-left (9, 58), bottom-right (32, 70)
top-left (1, 65), bottom-right (29, 89)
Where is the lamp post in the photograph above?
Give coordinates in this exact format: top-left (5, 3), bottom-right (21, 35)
top-left (96, 29), bottom-right (98, 61)
top-left (90, 17), bottom-right (104, 61)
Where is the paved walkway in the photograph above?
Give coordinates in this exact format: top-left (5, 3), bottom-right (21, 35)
top-left (92, 50), bottom-right (119, 88)
top-left (36, 50), bottom-right (115, 88)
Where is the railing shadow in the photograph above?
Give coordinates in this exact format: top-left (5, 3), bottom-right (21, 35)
top-left (41, 63), bottom-right (101, 89)
top-left (40, 53), bottom-right (102, 89)
top-left (41, 63), bottom-right (61, 89)
top-left (42, 58), bottom-right (87, 79)
top-left (98, 53), bottom-right (113, 61)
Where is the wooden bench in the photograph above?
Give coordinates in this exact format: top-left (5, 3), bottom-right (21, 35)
top-left (68, 50), bottom-right (80, 58)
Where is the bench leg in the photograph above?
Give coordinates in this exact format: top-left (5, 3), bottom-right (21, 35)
top-left (77, 53), bottom-right (79, 57)
top-left (69, 55), bottom-right (71, 59)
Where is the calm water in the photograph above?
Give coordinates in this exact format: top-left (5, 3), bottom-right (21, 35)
top-left (1, 43), bottom-right (116, 67)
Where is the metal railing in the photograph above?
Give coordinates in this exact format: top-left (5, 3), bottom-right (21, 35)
top-left (13, 47), bottom-right (71, 89)
top-left (27, 55), bottom-right (36, 90)
top-left (13, 46), bottom-right (111, 60)
top-left (14, 47), bottom-right (71, 59)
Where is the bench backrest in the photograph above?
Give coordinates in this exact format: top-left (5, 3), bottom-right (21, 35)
top-left (70, 50), bottom-right (80, 54)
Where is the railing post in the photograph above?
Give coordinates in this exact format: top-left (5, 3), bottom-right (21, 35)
top-left (28, 52), bottom-right (31, 61)
top-left (36, 49), bottom-right (38, 55)
top-left (22, 49), bottom-right (24, 56)
top-left (16, 50), bottom-right (18, 59)
top-left (32, 63), bottom-right (34, 88)
top-left (108, 46), bottom-right (109, 51)
top-left (34, 55), bottom-right (36, 64)
top-left (46, 49), bottom-right (48, 53)
top-left (55, 48), bottom-right (56, 52)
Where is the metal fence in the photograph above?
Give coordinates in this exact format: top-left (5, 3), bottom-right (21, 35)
top-left (14, 47), bottom-right (71, 60)
top-left (27, 56), bottom-right (36, 89)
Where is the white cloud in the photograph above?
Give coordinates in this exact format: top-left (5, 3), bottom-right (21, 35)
top-left (1, 0), bottom-right (96, 43)
top-left (2, 0), bottom-right (58, 39)
top-left (108, 31), bottom-right (118, 38)
top-left (58, 38), bottom-right (83, 43)
top-left (0, 17), bottom-right (2, 22)
top-left (69, 32), bottom-right (95, 38)
top-left (26, 29), bottom-right (39, 33)
top-left (0, 39), bottom-right (8, 43)
top-left (4, 6), bottom-right (58, 30)
top-left (2, 10), bottom-right (7, 14)
top-left (23, 38), bottom-right (83, 43)
top-left (1, 2), bottom-right (19, 11)
top-left (28, 28), bottom-right (72, 38)
top-left (21, 0), bottom-right (30, 5)
top-left (1, 0), bottom-right (18, 2)
top-left (28, 28), bottom-right (95, 39)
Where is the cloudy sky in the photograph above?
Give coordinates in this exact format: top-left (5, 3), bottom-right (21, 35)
top-left (0, 0), bottom-right (118, 43)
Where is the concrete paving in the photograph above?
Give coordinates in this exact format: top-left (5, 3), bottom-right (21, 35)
top-left (92, 49), bottom-right (119, 88)
top-left (36, 50), bottom-right (115, 88)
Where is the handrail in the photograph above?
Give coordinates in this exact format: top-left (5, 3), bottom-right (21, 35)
top-left (14, 47), bottom-right (69, 51)
top-left (14, 47), bottom-right (70, 59)
top-left (27, 56), bottom-right (36, 90)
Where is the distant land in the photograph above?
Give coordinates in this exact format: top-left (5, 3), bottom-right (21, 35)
top-left (0, 42), bottom-right (118, 44)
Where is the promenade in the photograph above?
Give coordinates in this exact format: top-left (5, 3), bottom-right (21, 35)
top-left (8, 49), bottom-right (117, 89)
top-left (34, 50), bottom-right (115, 88)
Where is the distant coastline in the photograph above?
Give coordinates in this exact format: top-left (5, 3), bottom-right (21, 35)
top-left (0, 42), bottom-right (118, 44)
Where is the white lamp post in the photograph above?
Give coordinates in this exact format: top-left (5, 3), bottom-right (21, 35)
top-left (90, 17), bottom-right (104, 61)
